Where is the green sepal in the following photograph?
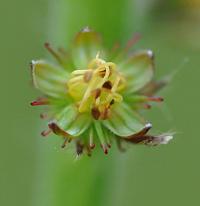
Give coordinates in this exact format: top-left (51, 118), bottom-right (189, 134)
top-left (31, 60), bottom-right (69, 98)
top-left (119, 50), bottom-right (154, 93)
top-left (102, 102), bottom-right (145, 137)
top-left (55, 104), bottom-right (91, 137)
top-left (72, 27), bottom-right (103, 68)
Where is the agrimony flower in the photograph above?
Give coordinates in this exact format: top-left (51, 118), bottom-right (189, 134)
top-left (30, 27), bottom-right (173, 155)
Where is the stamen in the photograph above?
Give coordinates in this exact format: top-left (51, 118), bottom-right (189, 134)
top-left (68, 55), bottom-right (125, 114)
top-left (92, 88), bottom-right (101, 99)
top-left (111, 75), bottom-right (121, 92)
top-left (101, 65), bottom-right (110, 81)
top-left (83, 71), bottom-right (93, 82)
top-left (79, 72), bottom-right (100, 112)
top-left (61, 137), bottom-right (68, 148)
top-left (101, 144), bottom-right (108, 155)
top-left (91, 107), bottom-right (101, 120)
top-left (143, 104), bottom-right (151, 109)
top-left (41, 129), bottom-right (51, 137)
top-left (71, 69), bottom-right (90, 76)
top-left (110, 99), bottom-right (115, 105)
top-left (107, 144), bottom-right (111, 148)
top-left (90, 144), bottom-right (95, 149)
top-left (30, 98), bottom-right (49, 106)
top-left (44, 42), bottom-right (63, 65)
top-left (111, 42), bottom-right (120, 53)
top-left (124, 33), bottom-right (141, 52)
top-left (102, 81), bottom-right (112, 90)
top-left (147, 96), bottom-right (164, 102)
top-left (40, 113), bottom-right (48, 119)
top-left (96, 51), bottom-right (100, 59)
top-left (98, 69), bottom-right (106, 78)
top-left (85, 146), bottom-right (92, 156)
top-left (76, 141), bottom-right (84, 156)
top-left (100, 107), bottom-right (110, 120)
top-left (94, 122), bottom-right (109, 154)
top-left (89, 129), bottom-right (95, 149)
top-left (58, 47), bottom-right (68, 56)
top-left (68, 75), bottom-right (83, 84)
top-left (112, 93), bottom-right (123, 102)
top-left (104, 132), bottom-right (111, 148)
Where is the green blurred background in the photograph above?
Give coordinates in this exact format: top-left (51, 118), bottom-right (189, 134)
top-left (1, 0), bottom-right (200, 205)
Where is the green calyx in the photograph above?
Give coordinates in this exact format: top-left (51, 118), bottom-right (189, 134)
top-left (30, 27), bottom-right (173, 156)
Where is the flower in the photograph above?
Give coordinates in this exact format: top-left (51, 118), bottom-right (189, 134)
top-left (30, 27), bottom-right (173, 156)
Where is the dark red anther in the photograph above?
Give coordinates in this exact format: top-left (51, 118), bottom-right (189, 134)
top-left (41, 129), bottom-right (51, 137)
top-left (147, 96), bottom-right (164, 102)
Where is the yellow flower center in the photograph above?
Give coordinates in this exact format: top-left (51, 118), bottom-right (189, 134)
top-left (67, 53), bottom-right (126, 119)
